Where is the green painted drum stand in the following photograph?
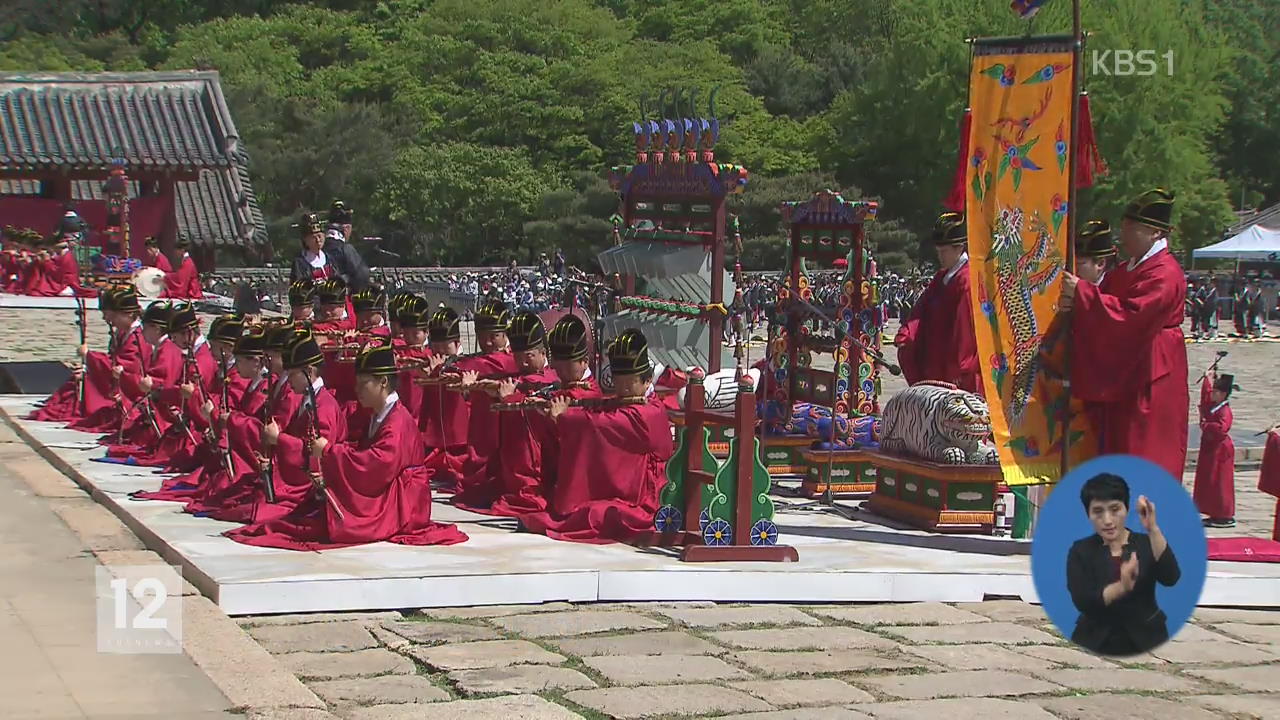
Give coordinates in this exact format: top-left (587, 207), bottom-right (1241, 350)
top-left (798, 449), bottom-right (876, 498)
top-left (863, 451), bottom-right (1001, 534)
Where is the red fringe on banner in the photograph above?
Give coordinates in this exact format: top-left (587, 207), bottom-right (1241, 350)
top-left (943, 108), bottom-right (971, 212)
top-left (1074, 93), bottom-right (1107, 189)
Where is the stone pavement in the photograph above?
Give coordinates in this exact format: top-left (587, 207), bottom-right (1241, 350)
top-left (0, 423), bottom-right (236, 719)
top-left (236, 599), bottom-right (1280, 719)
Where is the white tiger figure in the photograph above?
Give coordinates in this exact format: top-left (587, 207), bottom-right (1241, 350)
top-left (879, 381), bottom-right (999, 465)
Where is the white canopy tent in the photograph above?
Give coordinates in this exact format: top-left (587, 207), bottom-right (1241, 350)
top-left (1192, 225), bottom-right (1280, 261)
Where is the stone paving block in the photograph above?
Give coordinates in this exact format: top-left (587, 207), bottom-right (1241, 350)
top-left (407, 639), bottom-right (565, 671)
top-left (731, 650), bottom-right (925, 677)
top-left (1033, 668), bottom-right (1204, 692)
top-left (1010, 644), bottom-right (1117, 668)
top-left (1192, 607), bottom-right (1280, 624)
top-left (953, 600), bottom-right (1047, 623)
top-left (448, 665), bottom-right (597, 696)
top-left (247, 710), bottom-right (344, 720)
top-left (880, 622), bottom-right (1058, 646)
top-left (370, 626), bottom-right (410, 651)
top-left (1036, 694), bottom-right (1223, 720)
top-left (281, 648), bottom-right (415, 680)
top-left (1167, 623), bottom-right (1233, 642)
top-left (1207, 622), bottom-right (1280, 645)
top-left (721, 709), bottom-right (872, 720)
top-left (550, 630), bottom-right (721, 657)
top-left (900, 643), bottom-right (1058, 671)
top-left (1186, 664), bottom-right (1280, 692)
top-left (249, 621), bottom-right (379, 654)
top-left (730, 678), bottom-right (875, 707)
top-left (563, 684), bottom-right (772, 719)
top-left (584, 653), bottom-right (752, 685)
top-left (379, 620), bottom-right (502, 646)
top-left (1150, 638), bottom-right (1278, 664)
top-left (48, 498), bottom-right (145, 551)
top-left (308, 675), bottom-right (450, 705)
top-left (417, 602), bottom-right (575, 620)
top-left (491, 609), bottom-right (666, 638)
top-left (239, 612), bottom-right (403, 627)
top-left (347, 694), bottom-right (583, 720)
top-left (1187, 693), bottom-right (1280, 719)
top-left (809, 602), bottom-right (990, 626)
top-left (856, 669), bottom-right (1060, 700)
top-left (850, 698), bottom-right (1060, 720)
top-left (654, 605), bottom-right (821, 628)
top-left (709, 626), bottom-right (896, 651)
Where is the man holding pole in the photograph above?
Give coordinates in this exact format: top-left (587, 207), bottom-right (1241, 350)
top-left (1061, 189), bottom-right (1189, 479)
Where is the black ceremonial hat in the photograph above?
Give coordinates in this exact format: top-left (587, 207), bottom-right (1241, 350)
top-left (264, 322), bottom-right (302, 351)
top-left (143, 235), bottom-right (160, 248)
top-left (316, 277), bottom-right (347, 305)
top-left (549, 314), bottom-right (590, 362)
top-left (354, 338), bottom-right (397, 377)
top-left (282, 331), bottom-right (323, 370)
top-left (209, 313), bottom-right (245, 343)
top-left (167, 303), bottom-right (199, 332)
top-left (142, 300), bottom-right (172, 326)
top-left (932, 211), bottom-right (967, 246)
top-left (388, 290), bottom-right (415, 316)
top-left (398, 296), bottom-right (431, 330)
top-left (1213, 374), bottom-right (1239, 395)
top-left (507, 311), bottom-right (547, 353)
top-left (607, 328), bottom-right (652, 377)
top-left (234, 328), bottom-right (268, 357)
top-left (428, 306), bottom-right (461, 342)
top-left (293, 212), bottom-right (324, 236)
top-left (351, 285), bottom-right (387, 314)
top-left (1123, 188), bottom-right (1175, 232)
top-left (1075, 219), bottom-right (1116, 258)
top-left (474, 298), bottom-right (511, 333)
top-left (288, 280), bottom-right (316, 307)
top-left (328, 200), bottom-right (354, 225)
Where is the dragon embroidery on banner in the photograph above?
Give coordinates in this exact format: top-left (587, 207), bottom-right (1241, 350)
top-left (983, 206), bottom-right (1063, 423)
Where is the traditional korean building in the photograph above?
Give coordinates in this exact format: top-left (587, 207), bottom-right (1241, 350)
top-left (0, 70), bottom-right (268, 269)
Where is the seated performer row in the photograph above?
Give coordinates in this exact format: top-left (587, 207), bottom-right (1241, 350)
top-left (1, 225), bottom-right (98, 297)
top-left (29, 282), bottom-right (677, 550)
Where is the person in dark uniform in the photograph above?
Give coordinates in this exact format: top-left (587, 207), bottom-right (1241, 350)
top-left (1066, 473), bottom-right (1181, 656)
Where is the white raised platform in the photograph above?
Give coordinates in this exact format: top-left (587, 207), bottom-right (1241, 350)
top-left (4, 396), bottom-right (1278, 616)
top-left (0, 292), bottom-right (231, 310)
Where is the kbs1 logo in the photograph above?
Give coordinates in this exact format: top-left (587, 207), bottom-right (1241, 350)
top-left (1091, 50), bottom-right (1174, 77)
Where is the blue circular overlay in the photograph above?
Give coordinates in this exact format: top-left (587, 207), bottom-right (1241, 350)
top-left (1031, 454), bottom-right (1208, 648)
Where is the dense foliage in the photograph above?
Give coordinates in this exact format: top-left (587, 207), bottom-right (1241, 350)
top-left (2, 0), bottom-right (1275, 271)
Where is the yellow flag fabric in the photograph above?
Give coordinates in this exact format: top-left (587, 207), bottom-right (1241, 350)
top-left (965, 38), bottom-right (1097, 486)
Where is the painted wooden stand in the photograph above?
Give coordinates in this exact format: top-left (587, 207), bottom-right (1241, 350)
top-left (669, 412), bottom-right (732, 455)
top-left (863, 452), bottom-right (1000, 534)
top-left (761, 435), bottom-right (814, 475)
top-left (643, 372), bottom-right (798, 562)
top-left (798, 448), bottom-right (876, 498)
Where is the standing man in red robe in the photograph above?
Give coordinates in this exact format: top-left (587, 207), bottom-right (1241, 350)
top-left (160, 236), bottom-right (204, 299)
top-left (520, 328), bottom-right (675, 544)
top-left (894, 211), bottom-right (981, 393)
top-left (143, 237), bottom-right (173, 272)
top-left (1193, 371), bottom-right (1237, 528)
top-left (228, 339), bottom-right (466, 550)
top-left (1260, 425), bottom-right (1280, 541)
top-left (1062, 189), bottom-right (1189, 479)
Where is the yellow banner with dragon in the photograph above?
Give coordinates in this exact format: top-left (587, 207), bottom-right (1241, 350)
top-left (965, 38), bottom-right (1097, 486)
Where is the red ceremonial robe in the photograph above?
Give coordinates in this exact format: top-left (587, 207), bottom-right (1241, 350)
top-left (161, 359), bottom-right (248, 473)
top-left (1070, 246), bottom-right (1189, 479)
top-left (226, 398), bottom-right (468, 550)
top-left (120, 342), bottom-right (218, 468)
top-left (418, 358), bottom-right (474, 492)
top-left (1192, 378), bottom-right (1234, 519)
top-left (105, 339), bottom-right (184, 453)
top-left (894, 259), bottom-right (982, 394)
top-left (1258, 432), bottom-right (1280, 541)
top-left (69, 325), bottom-right (151, 433)
top-left (520, 395), bottom-right (675, 544)
top-left (454, 365), bottom-right (560, 515)
top-left (214, 383), bottom-right (345, 525)
top-left (19, 254), bottom-right (46, 295)
top-left (28, 323), bottom-right (136, 424)
top-left (30, 249), bottom-right (96, 297)
top-left (160, 255), bottom-right (204, 299)
top-left (146, 253), bottom-right (174, 272)
top-left (396, 343), bottom-right (432, 419)
top-left (453, 351), bottom-right (520, 502)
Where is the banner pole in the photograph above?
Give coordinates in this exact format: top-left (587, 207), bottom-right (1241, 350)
top-left (1060, 0), bottom-right (1084, 481)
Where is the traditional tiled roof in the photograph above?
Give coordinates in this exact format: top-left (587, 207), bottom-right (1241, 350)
top-left (0, 71), bottom-right (266, 247)
top-left (1226, 201), bottom-right (1280, 236)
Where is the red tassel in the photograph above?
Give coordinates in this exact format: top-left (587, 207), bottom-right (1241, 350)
top-left (1073, 93), bottom-right (1107, 189)
top-left (943, 108), bottom-right (971, 212)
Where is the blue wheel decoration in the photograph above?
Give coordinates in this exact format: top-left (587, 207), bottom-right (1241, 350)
top-left (704, 519), bottom-right (733, 546)
top-left (654, 505), bottom-right (683, 533)
top-left (750, 519), bottom-right (779, 546)
top-left (862, 379), bottom-right (875, 395)
top-left (699, 508), bottom-right (711, 534)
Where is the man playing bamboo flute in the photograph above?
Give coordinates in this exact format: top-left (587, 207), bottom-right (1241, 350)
top-left (893, 211), bottom-right (981, 393)
top-left (227, 338), bottom-right (468, 550)
top-left (30, 284), bottom-right (143, 425)
top-left (520, 328), bottom-right (675, 544)
top-left (1194, 371), bottom-right (1237, 528)
top-left (453, 298), bottom-right (518, 495)
top-left (413, 306), bottom-right (472, 491)
top-left (288, 280), bottom-right (316, 323)
top-left (1062, 188), bottom-right (1189, 479)
top-left (453, 311), bottom-right (560, 515)
top-left (393, 296), bottom-right (432, 419)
